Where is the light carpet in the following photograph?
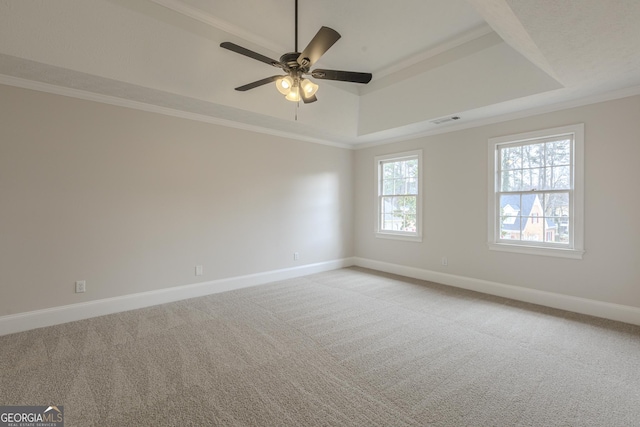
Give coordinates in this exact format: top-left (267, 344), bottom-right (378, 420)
top-left (1, 267), bottom-right (640, 426)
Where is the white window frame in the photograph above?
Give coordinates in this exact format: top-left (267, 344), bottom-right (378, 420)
top-left (375, 150), bottom-right (423, 242)
top-left (487, 124), bottom-right (584, 259)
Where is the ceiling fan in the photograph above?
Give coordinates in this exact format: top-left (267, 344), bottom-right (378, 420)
top-left (220, 0), bottom-right (372, 104)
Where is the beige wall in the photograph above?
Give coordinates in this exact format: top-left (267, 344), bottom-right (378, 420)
top-left (0, 84), bottom-right (354, 316)
top-left (354, 95), bottom-right (640, 308)
top-left (2, 82), bottom-right (639, 318)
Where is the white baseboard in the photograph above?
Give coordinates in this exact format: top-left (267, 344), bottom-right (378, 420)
top-left (352, 257), bottom-right (640, 326)
top-left (0, 258), bottom-right (355, 336)
top-left (5, 256), bottom-right (638, 336)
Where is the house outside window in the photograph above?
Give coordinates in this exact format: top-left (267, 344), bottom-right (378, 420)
top-left (488, 124), bottom-right (584, 259)
top-left (375, 150), bottom-right (422, 242)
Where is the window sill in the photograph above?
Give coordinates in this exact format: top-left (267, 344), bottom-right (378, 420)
top-left (376, 232), bottom-right (422, 243)
top-left (488, 242), bottom-right (584, 259)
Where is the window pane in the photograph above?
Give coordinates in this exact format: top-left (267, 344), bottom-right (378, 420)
top-left (500, 216), bottom-right (521, 240)
top-left (381, 159), bottom-right (419, 196)
top-left (522, 143), bottom-right (544, 169)
top-left (407, 178), bottom-right (418, 195)
top-left (520, 217), bottom-right (542, 242)
top-left (501, 146), bottom-right (522, 170)
top-left (521, 216), bottom-right (544, 242)
top-left (546, 139), bottom-right (571, 166)
top-left (404, 178), bottom-right (412, 194)
top-left (381, 195), bottom-right (397, 231)
top-left (382, 178), bottom-right (394, 195)
top-left (394, 162), bottom-right (404, 179)
top-left (500, 194), bottom-right (521, 217)
top-left (381, 195), bottom-right (416, 231)
top-left (544, 193), bottom-right (569, 217)
top-left (403, 214), bottom-right (417, 232)
top-left (383, 163), bottom-right (395, 180)
top-left (392, 178), bottom-right (404, 195)
top-left (406, 159), bottom-right (418, 177)
top-left (381, 196), bottom-right (396, 215)
top-left (545, 166), bottom-right (571, 190)
top-left (544, 217), bottom-right (562, 243)
top-left (522, 167), bottom-right (543, 191)
top-left (548, 217), bottom-right (570, 244)
top-left (501, 170), bottom-right (523, 191)
top-left (544, 193), bottom-right (570, 244)
top-left (401, 195), bottom-right (416, 215)
top-left (544, 227), bottom-right (556, 244)
top-left (382, 213), bottom-right (396, 230)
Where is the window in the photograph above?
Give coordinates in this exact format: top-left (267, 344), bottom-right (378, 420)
top-left (488, 124), bottom-right (584, 259)
top-left (375, 150), bottom-right (422, 241)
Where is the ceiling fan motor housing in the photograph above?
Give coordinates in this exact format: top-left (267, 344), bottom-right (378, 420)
top-left (219, 1), bottom-right (372, 103)
top-left (280, 52), bottom-right (309, 74)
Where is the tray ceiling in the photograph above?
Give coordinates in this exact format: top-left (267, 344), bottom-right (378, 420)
top-left (1, 0), bottom-right (639, 147)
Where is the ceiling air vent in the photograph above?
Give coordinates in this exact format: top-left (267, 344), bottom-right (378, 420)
top-left (430, 116), bottom-right (461, 125)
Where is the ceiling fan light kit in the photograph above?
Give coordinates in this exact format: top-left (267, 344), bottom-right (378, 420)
top-left (220, 0), bottom-right (372, 104)
top-left (277, 77), bottom-right (318, 102)
top-left (276, 76), bottom-right (294, 95)
top-left (301, 79), bottom-right (319, 97)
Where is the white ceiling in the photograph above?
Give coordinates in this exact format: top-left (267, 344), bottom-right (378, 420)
top-left (1, 0), bottom-right (639, 147)
top-left (175, 0), bottom-right (486, 72)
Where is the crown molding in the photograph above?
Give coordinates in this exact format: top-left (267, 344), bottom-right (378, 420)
top-left (353, 84), bottom-right (640, 149)
top-left (3, 73), bottom-right (640, 151)
top-left (372, 24), bottom-right (495, 81)
top-left (0, 74), bottom-right (354, 150)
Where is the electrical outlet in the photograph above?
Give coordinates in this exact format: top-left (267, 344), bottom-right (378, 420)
top-left (195, 265), bottom-right (204, 276)
top-left (294, 252), bottom-right (300, 261)
top-left (441, 257), bottom-right (448, 266)
top-left (75, 280), bottom-right (86, 293)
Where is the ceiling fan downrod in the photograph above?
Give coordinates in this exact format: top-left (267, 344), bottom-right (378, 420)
top-left (219, 0), bottom-right (372, 104)
top-left (295, 0), bottom-right (298, 53)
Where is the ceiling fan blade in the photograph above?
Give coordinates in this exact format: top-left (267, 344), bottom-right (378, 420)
top-left (302, 94), bottom-right (317, 104)
top-left (220, 42), bottom-right (281, 68)
top-left (297, 27), bottom-right (341, 68)
top-left (235, 75), bottom-right (283, 91)
top-left (311, 69), bottom-right (372, 84)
